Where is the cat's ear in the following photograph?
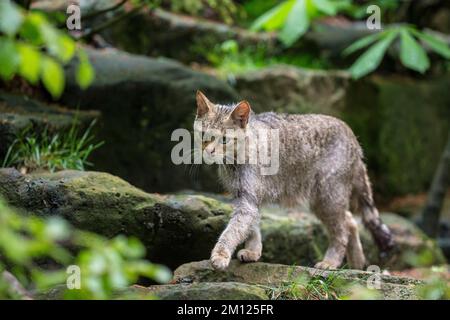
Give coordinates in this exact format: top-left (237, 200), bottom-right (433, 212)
top-left (231, 101), bottom-right (251, 128)
top-left (196, 90), bottom-right (213, 117)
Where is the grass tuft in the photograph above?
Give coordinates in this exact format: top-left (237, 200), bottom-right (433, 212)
top-left (2, 120), bottom-right (103, 173)
top-left (263, 268), bottom-right (348, 300)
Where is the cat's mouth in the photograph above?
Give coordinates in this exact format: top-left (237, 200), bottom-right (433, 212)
top-left (202, 151), bottom-right (236, 165)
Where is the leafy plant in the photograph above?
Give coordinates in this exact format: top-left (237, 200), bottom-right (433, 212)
top-left (251, 0), bottom-right (351, 46)
top-left (2, 120), bottom-right (104, 173)
top-left (203, 39), bottom-right (330, 78)
top-left (344, 25), bottom-right (450, 79)
top-left (0, 1), bottom-right (94, 98)
top-left (0, 197), bottom-right (171, 299)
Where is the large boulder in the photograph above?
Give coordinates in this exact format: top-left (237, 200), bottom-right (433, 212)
top-left (0, 169), bottom-right (444, 271)
top-left (60, 47), bottom-right (238, 193)
top-left (235, 66), bottom-right (351, 115)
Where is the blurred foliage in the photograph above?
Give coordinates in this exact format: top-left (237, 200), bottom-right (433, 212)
top-left (241, 0), bottom-right (281, 25)
top-left (250, 0), bottom-right (450, 77)
top-left (0, 198), bottom-right (171, 299)
top-left (0, 1), bottom-right (94, 99)
top-left (202, 39), bottom-right (330, 78)
top-left (344, 0), bottom-right (400, 20)
top-left (251, 0), bottom-right (352, 46)
top-left (2, 120), bottom-right (103, 173)
top-left (164, 0), bottom-right (239, 24)
top-left (401, 250), bottom-right (449, 300)
top-left (344, 25), bottom-right (450, 78)
top-left (416, 266), bottom-right (450, 300)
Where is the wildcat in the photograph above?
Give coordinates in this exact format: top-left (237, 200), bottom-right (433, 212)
top-left (194, 91), bottom-right (394, 270)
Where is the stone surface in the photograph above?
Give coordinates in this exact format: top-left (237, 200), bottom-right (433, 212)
top-left (133, 282), bottom-right (269, 300)
top-left (343, 75), bottom-right (450, 198)
top-left (173, 260), bottom-right (422, 300)
top-left (0, 169), bottom-right (444, 270)
top-left (235, 65), bottom-right (351, 115)
top-left (0, 91), bottom-right (99, 157)
top-left (61, 47), bottom-right (238, 193)
top-left (39, 281), bottom-right (269, 300)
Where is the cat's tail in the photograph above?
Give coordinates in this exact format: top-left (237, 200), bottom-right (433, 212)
top-left (352, 161), bottom-right (395, 255)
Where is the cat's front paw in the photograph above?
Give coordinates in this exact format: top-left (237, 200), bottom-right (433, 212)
top-left (237, 249), bottom-right (261, 263)
top-left (314, 260), bottom-right (340, 270)
top-left (210, 244), bottom-right (231, 271)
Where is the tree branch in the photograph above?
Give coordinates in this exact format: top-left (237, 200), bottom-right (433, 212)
top-left (77, 3), bottom-right (147, 40)
top-left (2, 271), bottom-right (33, 300)
top-left (81, 0), bottom-right (128, 21)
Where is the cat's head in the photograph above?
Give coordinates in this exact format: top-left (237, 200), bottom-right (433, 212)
top-left (194, 90), bottom-right (252, 163)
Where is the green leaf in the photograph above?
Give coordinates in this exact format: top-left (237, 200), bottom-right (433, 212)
top-left (413, 30), bottom-right (450, 59)
top-left (17, 43), bottom-right (41, 84)
top-left (0, 38), bottom-right (19, 80)
top-left (349, 30), bottom-right (398, 79)
top-left (20, 13), bottom-right (45, 46)
top-left (312, 0), bottom-right (338, 16)
top-left (153, 266), bottom-right (172, 283)
top-left (251, 0), bottom-right (295, 31)
top-left (279, 0), bottom-right (309, 46)
top-left (76, 51), bottom-right (95, 89)
top-left (400, 29), bottom-right (429, 73)
top-left (343, 32), bottom-right (382, 56)
top-left (40, 22), bottom-right (75, 63)
top-left (41, 57), bottom-right (65, 99)
top-left (44, 217), bottom-right (70, 241)
top-left (56, 34), bottom-right (76, 63)
top-left (0, 1), bottom-right (23, 36)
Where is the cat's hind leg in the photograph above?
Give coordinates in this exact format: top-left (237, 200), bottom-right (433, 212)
top-left (345, 211), bottom-right (366, 269)
top-left (237, 225), bottom-right (262, 262)
top-left (312, 182), bottom-right (350, 270)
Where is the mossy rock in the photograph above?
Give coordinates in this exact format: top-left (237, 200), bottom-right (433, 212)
top-left (130, 282), bottom-right (269, 300)
top-left (173, 260), bottom-right (422, 300)
top-left (100, 8), bottom-right (277, 63)
top-left (39, 282), bottom-right (269, 300)
top-left (343, 75), bottom-right (450, 198)
top-left (0, 169), bottom-right (444, 270)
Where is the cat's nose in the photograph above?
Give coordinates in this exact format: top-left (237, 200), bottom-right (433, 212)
top-left (204, 145), bottom-right (215, 156)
